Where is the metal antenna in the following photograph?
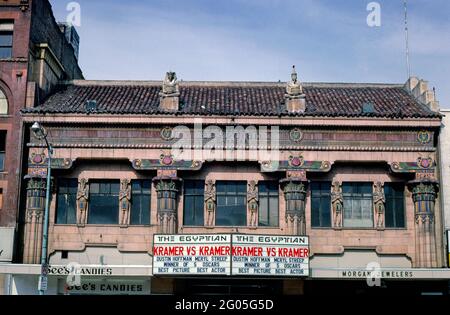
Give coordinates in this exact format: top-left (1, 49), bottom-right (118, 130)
top-left (404, 0), bottom-right (411, 79)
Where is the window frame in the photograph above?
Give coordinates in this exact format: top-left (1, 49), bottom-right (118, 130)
top-left (0, 21), bottom-right (14, 60)
top-left (258, 181), bottom-right (279, 227)
top-left (342, 182), bottom-right (374, 228)
top-left (55, 178), bottom-right (78, 225)
top-left (384, 182), bottom-right (406, 229)
top-left (215, 181), bottom-right (247, 227)
top-left (0, 89), bottom-right (8, 115)
top-left (310, 181), bottom-right (332, 228)
top-left (87, 180), bottom-right (120, 225)
top-left (130, 179), bottom-right (151, 226)
top-left (0, 131), bottom-right (6, 172)
top-left (183, 180), bottom-right (205, 227)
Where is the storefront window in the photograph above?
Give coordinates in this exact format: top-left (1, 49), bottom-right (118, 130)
top-left (130, 180), bottom-right (151, 225)
top-left (258, 181), bottom-right (279, 227)
top-left (343, 182), bottom-right (373, 228)
top-left (384, 183), bottom-right (405, 228)
top-left (183, 180), bottom-right (205, 226)
top-left (311, 181), bottom-right (332, 227)
top-left (88, 180), bottom-right (120, 224)
top-left (216, 181), bottom-right (246, 226)
top-left (56, 178), bottom-right (78, 224)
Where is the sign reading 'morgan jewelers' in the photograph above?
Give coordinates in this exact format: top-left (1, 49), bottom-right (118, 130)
top-left (152, 234), bottom-right (309, 276)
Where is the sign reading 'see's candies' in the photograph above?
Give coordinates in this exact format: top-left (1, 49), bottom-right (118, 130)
top-left (152, 234), bottom-right (309, 277)
top-left (153, 234), bottom-right (232, 275)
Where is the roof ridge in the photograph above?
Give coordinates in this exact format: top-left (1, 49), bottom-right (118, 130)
top-left (64, 80), bottom-right (404, 89)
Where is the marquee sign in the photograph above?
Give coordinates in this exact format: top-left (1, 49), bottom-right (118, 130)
top-left (153, 234), bottom-right (232, 276)
top-left (232, 234), bottom-right (309, 276)
top-left (152, 234), bottom-right (310, 277)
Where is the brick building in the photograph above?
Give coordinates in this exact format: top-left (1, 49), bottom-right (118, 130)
top-left (0, 0), bottom-right (448, 296)
top-left (5, 66), bottom-right (448, 295)
top-left (0, 0), bottom-right (82, 293)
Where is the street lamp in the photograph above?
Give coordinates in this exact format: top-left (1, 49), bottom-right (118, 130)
top-left (31, 122), bottom-right (53, 295)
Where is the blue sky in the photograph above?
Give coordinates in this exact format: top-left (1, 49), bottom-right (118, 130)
top-left (50, 0), bottom-right (450, 107)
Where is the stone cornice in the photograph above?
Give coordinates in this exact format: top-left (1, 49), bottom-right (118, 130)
top-left (27, 142), bottom-right (436, 152)
top-left (21, 114), bottom-right (442, 128)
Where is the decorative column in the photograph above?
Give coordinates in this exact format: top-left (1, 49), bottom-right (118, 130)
top-left (373, 182), bottom-right (385, 230)
top-left (153, 173), bottom-right (182, 234)
top-left (76, 178), bottom-right (89, 227)
top-left (23, 177), bottom-right (46, 264)
top-left (331, 182), bottom-right (343, 229)
top-left (408, 180), bottom-right (439, 268)
top-left (280, 172), bottom-right (308, 235)
top-left (204, 180), bottom-right (216, 227)
top-left (119, 179), bottom-right (131, 227)
top-left (247, 180), bottom-right (258, 227)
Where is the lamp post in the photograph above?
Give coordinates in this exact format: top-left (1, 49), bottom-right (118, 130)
top-left (31, 122), bottom-right (53, 296)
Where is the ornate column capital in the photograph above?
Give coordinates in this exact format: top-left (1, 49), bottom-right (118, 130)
top-left (407, 179), bottom-right (439, 268)
top-left (280, 176), bottom-right (308, 236)
top-left (153, 175), bottom-right (182, 234)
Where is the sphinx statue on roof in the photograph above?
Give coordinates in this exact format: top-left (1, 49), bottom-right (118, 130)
top-left (162, 71), bottom-right (179, 96)
top-left (286, 65), bottom-right (303, 97)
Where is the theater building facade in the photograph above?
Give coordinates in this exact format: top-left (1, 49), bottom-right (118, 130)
top-left (13, 70), bottom-right (449, 295)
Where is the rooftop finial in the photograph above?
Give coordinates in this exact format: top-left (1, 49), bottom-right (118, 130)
top-left (291, 65), bottom-right (297, 84)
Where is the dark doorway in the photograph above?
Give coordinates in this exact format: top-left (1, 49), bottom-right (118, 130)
top-left (177, 278), bottom-right (283, 295)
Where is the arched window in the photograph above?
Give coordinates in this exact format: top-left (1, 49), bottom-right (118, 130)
top-left (0, 89), bottom-right (8, 114)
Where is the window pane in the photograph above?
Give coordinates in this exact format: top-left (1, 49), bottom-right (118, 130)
top-left (56, 179), bottom-right (77, 224)
top-left (385, 183), bottom-right (405, 228)
top-left (131, 181), bottom-right (141, 193)
top-left (130, 180), bottom-right (151, 225)
top-left (311, 182), bottom-right (331, 228)
top-left (394, 198), bottom-right (405, 228)
top-left (194, 195), bottom-right (204, 225)
top-left (56, 195), bottom-right (68, 224)
top-left (67, 193), bottom-right (77, 224)
top-left (0, 98), bottom-right (7, 114)
top-left (258, 181), bottom-right (279, 227)
top-left (88, 181), bottom-right (119, 224)
top-left (268, 197), bottom-right (279, 226)
top-left (216, 181), bottom-right (247, 226)
top-left (343, 182), bottom-right (373, 228)
top-left (259, 197), bottom-right (269, 226)
top-left (184, 196), bottom-right (195, 225)
top-left (142, 180), bottom-right (151, 193)
top-left (0, 33), bottom-right (12, 46)
top-left (320, 195), bottom-right (331, 227)
top-left (90, 183), bottom-right (99, 194)
top-left (0, 47), bottom-right (11, 59)
top-left (385, 197), bottom-right (395, 227)
top-left (311, 197), bottom-right (321, 227)
top-left (183, 180), bottom-right (204, 226)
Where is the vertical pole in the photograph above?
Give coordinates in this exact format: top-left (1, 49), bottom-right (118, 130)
top-left (404, 0), bottom-right (411, 79)
top-left (39, 144), bottom-right (52, 295)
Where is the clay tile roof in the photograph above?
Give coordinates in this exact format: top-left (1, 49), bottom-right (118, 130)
top-left (21, 80), bottom-right (440, 119)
